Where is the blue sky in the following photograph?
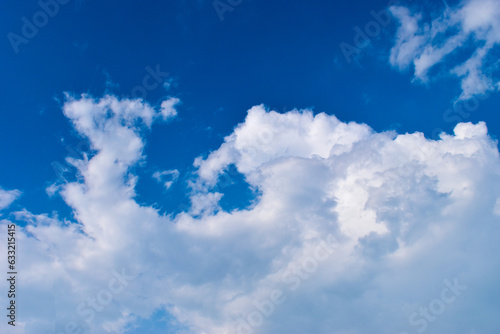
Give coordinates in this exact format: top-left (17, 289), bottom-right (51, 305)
top-left (2, 0), bottom-right (500, 216)
top-left (1, 0), bottom-right (500, 333)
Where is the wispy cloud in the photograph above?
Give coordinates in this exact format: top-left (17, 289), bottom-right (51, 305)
top-left (0, 188), bottom-right (21, 211)
top-left (153, 169), bottom-right (180, 190)
top-left (389, 0), bottom-right (500, 100)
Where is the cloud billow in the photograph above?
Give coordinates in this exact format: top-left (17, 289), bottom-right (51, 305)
top-left (1, 96), bottom-right (500, 333)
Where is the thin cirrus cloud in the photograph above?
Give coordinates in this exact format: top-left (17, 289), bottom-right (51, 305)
top-left (1, 94), bottom-right (500, 333)
top-left (389, 0), bottom-right (500, 100)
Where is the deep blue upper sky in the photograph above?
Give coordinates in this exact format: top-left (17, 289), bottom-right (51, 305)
top-left (1, 0), bottom-right (499, 223)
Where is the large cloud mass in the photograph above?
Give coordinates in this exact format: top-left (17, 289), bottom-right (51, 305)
top-left (1, 96), bottom-right (500, 334)
top-left (389, 0), bottom-right (500, 100)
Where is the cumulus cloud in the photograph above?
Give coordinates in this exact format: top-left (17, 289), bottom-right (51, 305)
top-left (1, 97), bottom-right (500, 334)
top-left (160, 97), bottom-right (180, 120)
top-left (389, 0), bottom-right (500, 100)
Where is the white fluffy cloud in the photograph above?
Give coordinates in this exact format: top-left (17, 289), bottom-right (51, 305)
top-left (390, 0), bottom-right (500, 100)
top-left (1, 97), bottom-right (500, 334)
top-left (160, 97), bottom-right (180, 120)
